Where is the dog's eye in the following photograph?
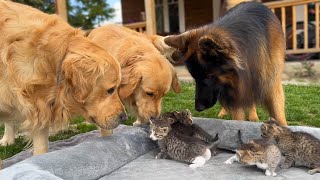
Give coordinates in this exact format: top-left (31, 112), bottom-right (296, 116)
top-left (146, 92), bottom-right (154, 97)
top-left (106, 87), bottom-right (115, 95)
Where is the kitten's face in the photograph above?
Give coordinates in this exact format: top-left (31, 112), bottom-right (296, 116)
top-left (149, 117), bottom-right (173, 140)
top-left (237, 140), bottom-right (263, 165)
top-left (261, 122), bottom-right (282, 139)
top-left (237, 150), bottom-right (256, 165)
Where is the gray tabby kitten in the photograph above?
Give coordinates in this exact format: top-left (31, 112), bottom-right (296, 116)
top-left (149, 112), bottom-right (219, 168)
top-left (261, 118), bottom-right (320, 175)
top-left (162, 109), bottom-right (218, 142)
top-left (224, 131), bottom-right (281, 176)
top-left (162, 109), bottom-right (219, 155)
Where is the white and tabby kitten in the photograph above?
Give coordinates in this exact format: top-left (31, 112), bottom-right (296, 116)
top-left (149, 114), bottom-right (218, 169)
top-left (224, 131), bottom-right (281, 176)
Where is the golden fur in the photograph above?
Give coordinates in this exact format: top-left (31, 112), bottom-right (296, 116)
top-left (0, 1), bottom-right (125, 155)
top-left (88, 25), bottom-right (180, 125)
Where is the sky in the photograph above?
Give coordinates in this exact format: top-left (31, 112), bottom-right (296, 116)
top-left (105, 0), bottom-right (122, 24)
top-left (69, 0), bottom-right (122, 24)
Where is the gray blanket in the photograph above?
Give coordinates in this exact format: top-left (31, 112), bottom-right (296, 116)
top-left (0, 118), bottom-right (320, 180)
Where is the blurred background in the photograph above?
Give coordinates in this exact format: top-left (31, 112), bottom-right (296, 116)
top-left (10, 0), bottom-right (320, 84)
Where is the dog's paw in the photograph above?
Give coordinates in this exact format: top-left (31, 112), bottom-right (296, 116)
top-left (218, 109), bottom-right (228, 118)
top-left (133, 121), bottom-right (142, 127)
top-left (0, 137), bottom-right (15, 146)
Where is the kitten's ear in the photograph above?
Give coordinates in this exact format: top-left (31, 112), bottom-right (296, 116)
top-left (182, 109), bottom-right (193, 126)
top-left (173, 111), bottom-right (180, 118)
top-left (185, 118), bottom-right (193, 126)
top-left (168, 118), bottom-right (176, 124)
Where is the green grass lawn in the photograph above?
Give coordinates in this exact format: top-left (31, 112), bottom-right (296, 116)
top-left (1, 83), bottom-right (320, 159)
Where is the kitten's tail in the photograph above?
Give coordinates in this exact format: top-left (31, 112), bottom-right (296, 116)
top-left (238, 130), bottom-right (244, 144)
top-left (206, 133), bottom-right (219, 148)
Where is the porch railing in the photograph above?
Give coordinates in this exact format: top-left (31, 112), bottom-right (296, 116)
top-left (264, 0), bottom-right (320, 55)
top-left (123, 21), bottom-right (147, 33)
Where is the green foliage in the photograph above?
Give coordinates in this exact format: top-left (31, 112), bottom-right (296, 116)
top-left (14, 0), bottom-right (55, 13)
top-left (68, 0), bottom-right (115, 29)
top-left (13, 0), bottom-right (115, 29)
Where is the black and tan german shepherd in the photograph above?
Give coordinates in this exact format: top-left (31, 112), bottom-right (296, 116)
top-left (164, 2), bottom-right (287, 125)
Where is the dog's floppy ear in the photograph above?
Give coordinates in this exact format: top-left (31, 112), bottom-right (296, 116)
top-left (62, 54), bottom-right (105, 103)
top-left (198, 35), bottom-right (229, 56)
top-left (171, 70), bottom-right (181, 94)
top-left (119, 69), bottom-right (141, 99)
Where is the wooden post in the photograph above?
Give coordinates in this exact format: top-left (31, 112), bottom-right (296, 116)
top-left (55, 0), bottom-right (68, 22)
top-left (213, 0), bottom-right (221, 21)
top-left (144, 0), bottom-right (156, 35)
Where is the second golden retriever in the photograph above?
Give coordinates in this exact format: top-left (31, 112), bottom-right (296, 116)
top-left (0, 1), bottom-right (126, 155)
top-left (88, 25), bottom-right (180, 126)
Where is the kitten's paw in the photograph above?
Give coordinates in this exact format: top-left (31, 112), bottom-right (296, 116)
top-left (308, 169), bottom-right (317, 175)
top-left (224, 155), bottom-right (237, 164)
top-left (155, 154), bottom-right (161, 159)
top-left (272, 172), bottom-right (277, 177)
top-left (224, 159), bottom-right (233, 165)
top-left (189, 163), bottom-right (202, 169)
top-left (0, 137), bottom-right (15, 146)
top-left (265, 170), bottom-right (272, 176)
top-left (155, 153), bottom-right (165, 159)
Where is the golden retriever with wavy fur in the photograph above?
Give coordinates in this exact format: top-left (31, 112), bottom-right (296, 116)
top-left (0, 1), bottom-right (126, 155)
top-left (88, 25), bottom-right (180, 126)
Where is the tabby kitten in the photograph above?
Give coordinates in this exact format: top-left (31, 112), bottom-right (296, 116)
top-left (224, 131), bottom-right (281, 176)
top-left (162, 109), bottom-right (218, 143)
top-left (261, 118), bottom-right (320, 175)
top-left (149, 114), bottom-right (219, 168)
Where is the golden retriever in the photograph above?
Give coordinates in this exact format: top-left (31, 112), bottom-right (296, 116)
top-left (88, 25), bottom-right (180, 126)
top-left (0, 1), bottom-right (126, 155)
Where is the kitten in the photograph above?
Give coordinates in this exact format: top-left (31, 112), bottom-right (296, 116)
top-left (162, 109), bottom-right (219, 144)
top-left (149, 113), bottom-right (219, 168)
top-left (261, 117), bottom-right (320, 175)
top-left (224, 131), bottom-right (281, 176)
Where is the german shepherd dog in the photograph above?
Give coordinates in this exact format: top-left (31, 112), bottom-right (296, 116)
top-left (164, 2), bottom-right (287, 125)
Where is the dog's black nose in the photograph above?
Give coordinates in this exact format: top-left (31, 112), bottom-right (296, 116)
top-left (195, 103), bottom-right (206, 112)
top-left (118, 112), bottom-right (128, 122)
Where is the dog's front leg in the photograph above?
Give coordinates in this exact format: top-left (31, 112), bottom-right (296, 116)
top-left (0, 122), bottom-right (16, 146)
top-left (100, 128), bottom-right (113, 137)
top-left (32, 124), bottom-right (49, 155)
